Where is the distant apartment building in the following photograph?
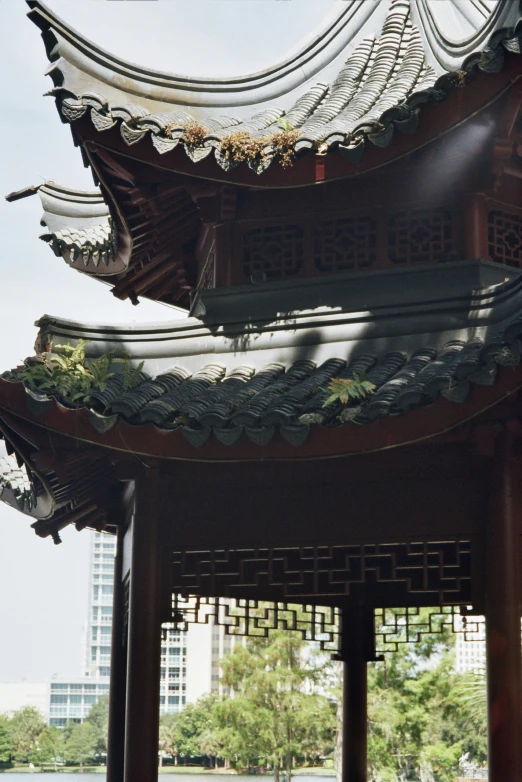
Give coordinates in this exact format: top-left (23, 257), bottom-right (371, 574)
top-left (49, 679), bottom-right (110, 727)
top-left (0, 532), bottom-right (229, 726)
top-left (454, 615), bottom-right (486, 674)
top-left (83, 531), bottom-right (229, 715)
top-left (84, 531), bottom-right (116, 679)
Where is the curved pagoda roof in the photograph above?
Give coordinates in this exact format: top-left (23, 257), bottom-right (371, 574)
top-left (27, 0), bottom-right (522, 175)
top-left (3, 261), bottom-right (522, 540)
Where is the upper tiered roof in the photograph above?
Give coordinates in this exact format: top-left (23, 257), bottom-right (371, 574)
top-left (27, 0), bottom-right (522, 174)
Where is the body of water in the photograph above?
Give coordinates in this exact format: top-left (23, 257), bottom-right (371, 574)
top-left (0, 776), bottom-right (335, 781)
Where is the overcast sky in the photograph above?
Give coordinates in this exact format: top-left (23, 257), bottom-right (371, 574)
top-left (0, 0), bottom-right (335, 683)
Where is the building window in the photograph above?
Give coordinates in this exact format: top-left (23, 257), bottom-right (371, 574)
top-left (102, 586), bottom-right (113, 596)
top-left (51, 695), bottom-right (67, 704)
top-left (51, 684), bottom-right (68, 691)
top-left (50, 718), bottom-right (67, 727)
top-left (168, 696), bottom-right (179, 705)
top-left (160, 696), bottom-right (165, 705)
top-left (91, 647), bottom-right (97, 662)
top-left (84, 695), bottom-right (97, 705)
top-left (98, 684), bottom-right (110, 692)
top-left (70, 684), bottom-right (82, 692)
top-left (93, 586), bottom-right (99, 600)
top-left (69, 695), bottom-right (82, 704)
top-left (101, 626), bottom-right (111, 637)
top-left (84, 684), bottom-right (96, 691)
top-left (92, 628), bottom-right (98, 642)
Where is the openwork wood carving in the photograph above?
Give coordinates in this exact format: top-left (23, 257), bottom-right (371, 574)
top-left (170, 596), bottom-right (340, 653)
top-left (488, 209), bottom-right (522, 267)
top-left (374, 606), bottom-right (484, 655)
top-left (171, 540), bottom-right (472, 607)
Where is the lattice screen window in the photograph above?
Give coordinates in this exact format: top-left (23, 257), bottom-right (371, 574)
top-left (241, 224), bottom-right (304, 281)
top-left (387, 208), bottom-right (453, 265)
top-left (313, 216), bottom-right (377, 272)
top-left (488, 210), bottom-right (522, 267)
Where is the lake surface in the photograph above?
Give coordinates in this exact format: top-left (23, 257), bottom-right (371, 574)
top-left (0, 776), bottom-right (335, 781)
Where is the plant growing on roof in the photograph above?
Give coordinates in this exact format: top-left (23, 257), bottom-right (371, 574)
top-left (7, 340), bottom-right (144, 406)
top-left (219, 128), bottom-right (299, 167)
top-left (323, 372), bottom-right (376, 407)
top-left (181, 121), bottom-right (209, 148)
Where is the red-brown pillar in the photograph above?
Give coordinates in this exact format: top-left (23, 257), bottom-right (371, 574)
top-left (463, 194), bottom-right (488, 260)
top-left (107, 523), bottom-right (127, 782)
top-left (124, 471), bottom-right (162, 782)
top-left (340, 601), bottom-right (372, 782)
top-left (485, 433), bottom-right (522, 782)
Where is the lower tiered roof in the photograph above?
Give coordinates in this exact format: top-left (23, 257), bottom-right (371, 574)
top-left (2, 259), bottom-right (522, 538)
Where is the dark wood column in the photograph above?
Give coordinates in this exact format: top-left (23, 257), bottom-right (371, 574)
top-left (463, 194), bottom-right (488, 260)
top-left (340, 600), bottom-right (373, 782)
top-left (485, 433), bottom-right (522, 782)
top-left (107, 522), bottom-right (127, 782)
top-left (124, 471), bottom-right (162, 782)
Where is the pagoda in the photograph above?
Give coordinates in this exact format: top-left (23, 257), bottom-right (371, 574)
top-left (2, 2), bottom-right (522, 781)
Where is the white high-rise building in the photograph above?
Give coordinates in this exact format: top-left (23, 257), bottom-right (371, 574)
top-left (454, 615), bottom-right (486, 674)
top-left (84, 531), bottom-right (228, 714)
top-left (84, 531), bottom-right (116, 678)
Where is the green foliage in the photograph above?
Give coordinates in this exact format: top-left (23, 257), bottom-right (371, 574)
top-left (123, 358), bottom-right (145, 393)
top-left (0, 713), bottom-right (12, 766)
top-left (323, 373), bottom-right (376, 407)
top-left (159, 713), bottom-right (178, 763)
top-left (9, 706), bottom-right (47, 765)
top-left (38, 726), bottom-right (65, 769)
top-left (365, 615), bottom-right (487, 782)
top-left (10, 340), bottom-right (144, 408)
top-left (63, 721), bottom-right (97, 769)
top-left (85, 694), bottom-right (109, 755)
top-left (173, 694), bottom-right (219, 760)
top-left (215, 628), bottom-right (335, 781)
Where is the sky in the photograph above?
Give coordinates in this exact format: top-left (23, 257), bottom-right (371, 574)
top-left (0, 0), bottom-right (335, 683)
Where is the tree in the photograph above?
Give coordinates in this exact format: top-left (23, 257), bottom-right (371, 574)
top-left (173, 694), bottom-right (219, 762)
top-left (159, 713), bottom-right (178, 766)
top-left (38, 726), bottom-right (65, 771)
top-left (365, 611), bottom-right (487, 782)
top-left (64, 721), bottom-right (97, 771)
top-left (9, 707), bottom-right (46, 766)
top-left (216, 629), bottom-right (336, 782)
top-left (0, 713), bottom-right (12, 766)
top-left (85, 694), bottom-right (109, 755)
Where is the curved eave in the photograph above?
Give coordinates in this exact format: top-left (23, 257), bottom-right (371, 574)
top-left (27, 0), bottom-right (522, 183)
top-left (76, 54), bottom-right (521, 189)
top-left (0, 368), bottom-right (521, 462)
top-left (38, 181), bottom-right (127, 275)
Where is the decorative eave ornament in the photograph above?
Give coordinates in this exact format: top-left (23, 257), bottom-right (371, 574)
top-left (26, 0), bottom-right (522, 173)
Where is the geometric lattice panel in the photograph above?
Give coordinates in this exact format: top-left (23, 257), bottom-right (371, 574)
top-left (241, 224), bottom-right (304, 280)
top-left (488, 209), bottom-right (522, 267)
top-left (170, 596), bottom-right (340, 653)
top-left (313, 215), bottom-right (377, 272)
top-left (374, 605), bottom-right (484, 654)
top-left (171, 540), bottom-right (472, 608)
top-left (387, 207), bottom-right (453, 265)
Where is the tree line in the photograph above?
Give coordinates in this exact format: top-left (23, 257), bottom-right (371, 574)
top-left (0, 618), bottom-right (487, 780)
top-left (0, 696), bottom-right (108, 771)
top-left (159, 622), bottom-right (487, 782)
